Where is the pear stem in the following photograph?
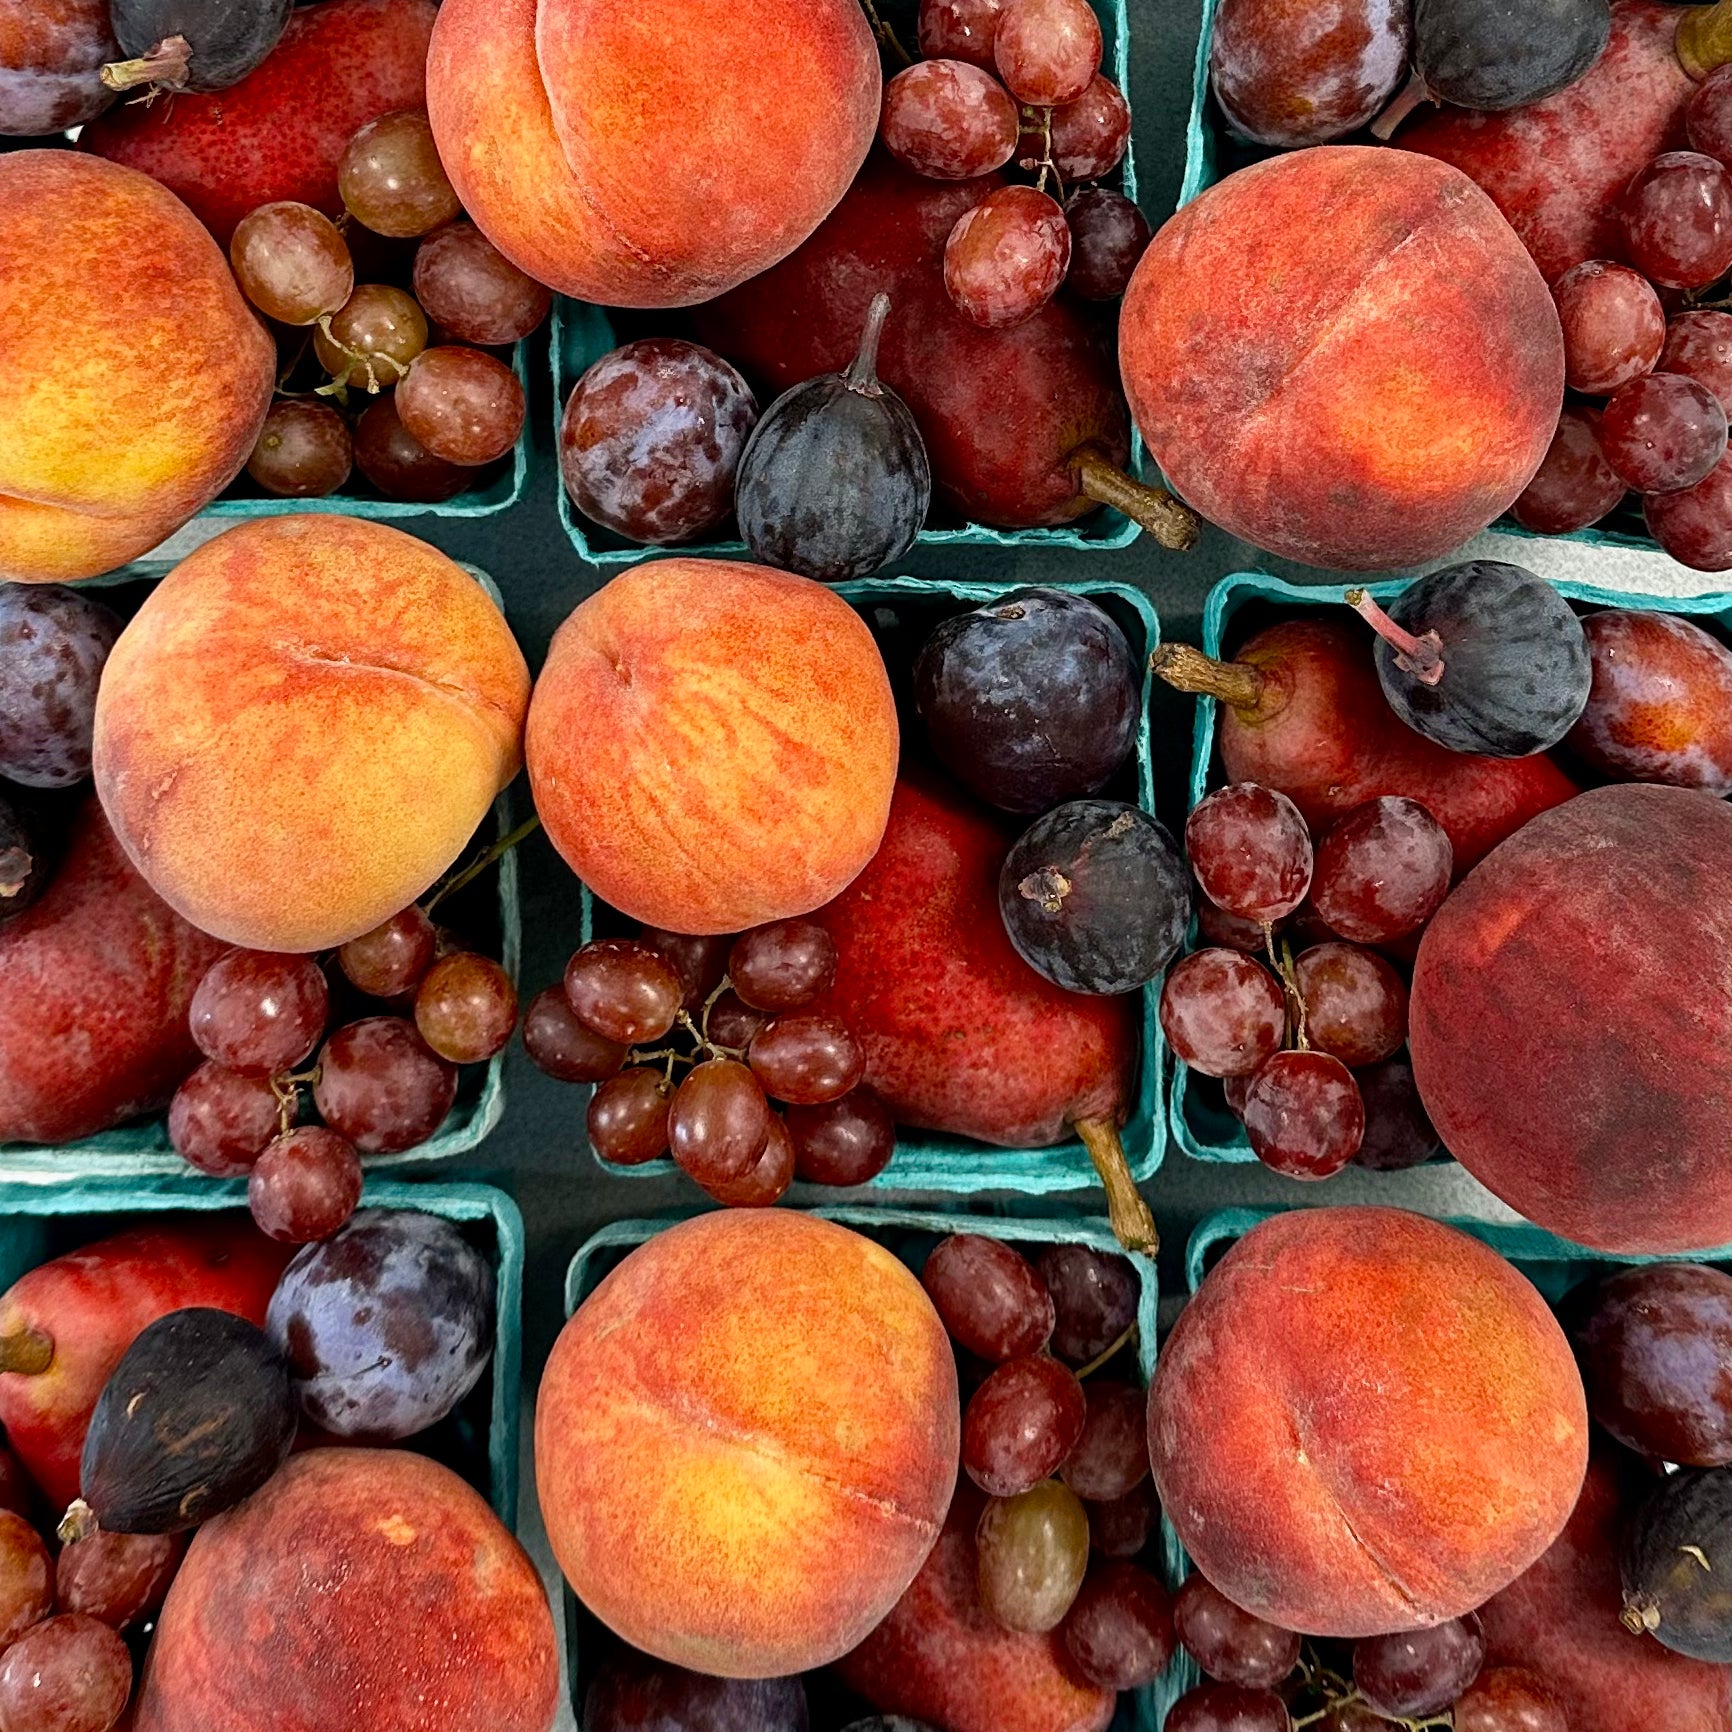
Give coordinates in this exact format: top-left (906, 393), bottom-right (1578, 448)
top-left (1369, 68), bottom-right (1433, 140)
top-left (0, 1326), bottom-right (53, 1377)
top-left (100, 34), bottom-right (191, 90)
top-left (57, 1500), bottom-right (96, 1545)
top-left (1345, 588), bottom-right (1445, 686)
top-left (1678, 0), bottom-right (1732, 78)
top-left (846, 293), bottom-right (892, 394)
top-left (1071, 447), bottom-right (1200, 550)
top-left (1148, 643), bottom-right (1267, 712)
top-left (1075, 1118), bottom-right (1158, 1254)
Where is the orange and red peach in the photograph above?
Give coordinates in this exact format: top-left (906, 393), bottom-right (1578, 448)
top-left (0, 152), bottom-right (275, 584)
top-left (536, 1210), bottom-right (959, 1677)
top-left (93, 517), bottom-right (529, 953)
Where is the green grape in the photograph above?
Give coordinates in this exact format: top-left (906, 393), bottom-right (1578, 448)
top-left (976, 1478), bottom-right (1090, 1634)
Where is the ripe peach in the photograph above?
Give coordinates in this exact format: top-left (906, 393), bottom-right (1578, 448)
top-left (0, 152), bottom-right (275, 585)
top-left (1119, 146), bottom-right (1564, 570)
top-left (1149, 1207), bottom-right (1588, 1636)
top-left (537, 1210), bottom-right (958, 1677)
top-left (134, 1449), bottom-right (558, 1732)
top-left (426, 0), bottom-right (880, 306)
top-left (92, 517), bottom-right (529, 953)
top-left (526, 559), bottom-right (897, 934)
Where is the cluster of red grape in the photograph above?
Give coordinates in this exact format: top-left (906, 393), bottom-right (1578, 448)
top-left (879, 0), bottom-right (1152, 321)
top-left (169, 906), bottom-right (517, 1243)
top-left (524, 921), bottom-right (894, 1202)
top-left (921, 1234), bottom-right (1172, 1691)
top-left (1514, 66), bottom-right (1732, 569)
top-left (1160, 784), bottom-right (1450, 1178)
top-left (227, 111), bottom-right (548, 505)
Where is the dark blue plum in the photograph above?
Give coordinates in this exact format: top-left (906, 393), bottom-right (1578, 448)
top-left (583, 1653), bottom-right (808, 1731)
top-left (0, 585), bottom-right (120, 789)
top-left (106, 0), bottom-right (292, 93)
top-left (1412, 0), bottom-right (1609, 111)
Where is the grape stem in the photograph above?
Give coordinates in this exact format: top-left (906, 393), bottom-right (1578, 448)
top-left (1148, 643), bottom-right (1267, 711)
top-left (271, 1068), bottom-right (318, 1136)
top-left (1017, 106), bottom-right (1064, 201)
top-left (1278, 937), bottom-right (1309, 1051)
top-left (1346, 589), bottom-right (1445, 686)
top-left (1073, 1320), bottom-right (1137, 1380)
top-left (100, 34), bottom-right (192, 91)
top-left (0, 1326), bottom-right (53, 1377)
top-left (1074, 1118), bottom-right (1158, 1253)
top-left (424, 814), bottom-right (541, 915)
top-left (1071, 447), bottom-right (1201, 550)
top-left (1678, 0), bottom-right (1732, 78)
top-left (858, 0), bottom-right (913, 66)
top-left (1368, 67), bottom-right (1434, 141)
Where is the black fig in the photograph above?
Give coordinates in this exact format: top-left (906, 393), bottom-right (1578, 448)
top-left (104, 0), bottom-right (292, 95)
top-left (734, 292), bottom-right (931, 583)
top-left (1622, 1466), bottom-right (1732, 1661)
top-left (64, 1308), bottom-right (294, 1540)
top-left (1412, 0), bottom-right (1610, 111)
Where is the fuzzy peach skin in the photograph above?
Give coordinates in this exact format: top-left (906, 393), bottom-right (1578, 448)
top-left (1119, 146), bottom-right (1564, 571)
top-left (0, 152), bottom-right (274, 584)
top-left (93, 517), bottom-right (528, 953)
top-left (1149, 1207), bottom-right (1589, 1637)
top-left (134, 1450), bottom-right (558, 1732)
top-left (425, 0), bottom-right (880, 306)
top-left (537, 1211), bottom-right (959, 1678)
top-left (526, 558), bottom-right (897, 934)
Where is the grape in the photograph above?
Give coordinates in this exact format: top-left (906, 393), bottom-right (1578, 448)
top-left (919, 0), bottom-right (1007, 68)
top-left (1619, 152), bottom-right (1732, 290)
top-left (522, 986), bottom-right (627, 1084)
top-left (313, 284), bottom-right (428, 391)
top-left (1062, 1562), bottom-right (1175, 1689)
top-left (413, 951), bottom-right (516, 1064)
top-left (1292, 943), bottom-right (1406, 1068)
top-left (338, 906), bottom-right (436, 1000)
top-left (1551, 260), bottom-right (1665, 395)
top-left (584, 1652), bottom-right (808, 1732)
top-left (729, 922), bottom-right (837, 1012)
top-left (881, 59), bottom-right (1018, 180)
top-left (168, 1062), bottom-right (281, 1177)
top-left (249, 1126), bottom-right (361, 1243)
top-left (668, 1058), bottom-right (771, 1185)
top-left (1196, 898), bottom-right (1268, 954)
top-left (747, 1014), bottom-right (864, 1105)
top-left (1185, 784), bottom-right (1313, 924)
top-left (0, 1613), bottom-right (130, 1732)
top-left (976, 1479), bottom-right (1090, 1633)
top-left (352, 397), bottom-right (468, 503)
top-left (229, 201), bottom-right (353, 326)
top-left (1352, 1057), bottom-right (1440, 1170)
top-left (412, 221), bottom-right (551, 347)
top-left (588, 1067), bottom-right (672, 1166)
top-left (246, 399), bottom-right (352, 499)
top-left (785, 1088), bottom-right (895, 1186)
top-left (1310, 796), bottom-right (1452, 945)
top-left (635, 929), bottom-right (731, 1010)
top-left (0, 584), bottom-right (120, 790)
top-left (944, 184), bottom-right (1071, 329)
top-left (1453, 1667), bottom-right (1569, 1732)
top-left (1051, 75), bottom-right (1131, 179)
top-left (1355, 1613), bottom-right (1485, 1717)
top-left (0, 1511), bottom-right (50, 1646)
top-left (1059, 1380), bottom-right (1147, 1500)
top-left (1173, 1574), bottom-right (1301, 1688)
top-left (1509, 406), bottom-right (1627, 535)
top-left (1222, 1070), bottom-right (1254, 1121)
top-left (1690, 64), bottom-right (1732, 167)
top-left (1601, 372), bottom-right (1728, 493)
top-left (564, 939), bottom-right (683, 1044)
top-left (312, 1017), bottom-right (457, 1154)
top-left (963, 1355), bottom-right (1086, 1496)
top-left (1065, 186), bottom-right (1150, 300)
top-left (338, 110), bottom-right (459, 238)
top-left (1037, 1244), bottom-right (1138, 1365)
top-left (706, 990), bottom-right (770, 1052)
top-left (190, 950), bottom-right (329, 1075)
top-left (1087, 1477), bottom-right (1157, 1559)
top-left (1167, 1685), bottom-right (1292, 1732)
top-left (1158, 950), bottom-right (1286, 1079)
top-left (560, 339), bottom-right (758, 546)
top-left (993, 0), bottom-right (1102, 105)
top-left (702, 1112), bottom-right (796, 1208)
top-left (268, 1209), bottom-right (493, 1441)
top-left (56, 1531), bottom-right (182, 1632)
top-left (1242, 1049), bottom-right (1363, 1178)
top-left (1647, 448), bottom-right (1732, 569)
top-left (395, 346), bottom-right (525, 467)
top-left (1660, 309), bottom-right (1732, 414)
top-left (922, 1234), bottom-right (1055, 1362)
top-left (0, 1447), bottom-right (29, 1521)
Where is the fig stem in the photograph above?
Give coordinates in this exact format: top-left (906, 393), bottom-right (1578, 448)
top-left (57, 1500), bottom-right (96, 1545)
top-left (0, 844), bottom-right (30, 900)
top-left (1071, 447), bottom-right (1200, 550)
top-left (100, 34), bottom-right (192, 91)
top-left (1678, 1), bottom-right (1732, 79)
top-left (423, 813), bottom-right (541, 915)
top-left (1148, 643), bottom-right (1267, 712)
top-left (1346, 588), bottom-right (1446, 686)
top-left (0, 1326), bottom-right (53, 1377)
top-left (1368, 67), bottom-right (1433, 140)
top-left (1074, 1118), bottom-right (1158, 1254)
top-left (845, 294), bottom-right (892, 395)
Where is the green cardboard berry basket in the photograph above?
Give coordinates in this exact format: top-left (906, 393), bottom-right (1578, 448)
top-left (550, 0), bottom-right (1145, 563)
top-left (1168, 569), bottom-right (1732, 1166)
top-left (0, 1174), bottom-right (522, 1526)
top-left (560, 1205), bottom-right (1165, 1731)
top-left (574, 573), bottom-right (1169, 1195)
top-left (0, 560), bottom-right (520, 1179)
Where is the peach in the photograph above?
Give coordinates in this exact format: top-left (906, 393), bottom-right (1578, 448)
top-left (537, 1210), bottom-right (958, 1677)
top-left (0, 152), bottom-right (274, 585)
top-left (134, 1449), bottom-right (558, 1732)
top-left (526, 558), bottom-right (897, 934)
top-left (92, 517), bottom-right (529, 953)
top-left (1119, 145), bottom-right (1565, 570)
top-left (1149, 1207), bottom-right (1589, 1636)
top-left (425, 0), bottom-right (880, 306)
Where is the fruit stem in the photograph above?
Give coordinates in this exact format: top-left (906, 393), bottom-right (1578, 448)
top-left (1622, 1594), bottom-right (1661, 1636)
top-left (100, 34), bottom-right (192, 91)
top-left (57, 1500), bottom-right (96, 1545)
top-left (1346, 588), bottom-right (1446, 686)
top-left (1678, 1), bottom-right (1732, 78)
top-left (858, 0), bottom-right (914, 66)
top-left (1075, 1118), bottom-right (1158, 1254)
top-left (1071, 447), bottom-right (1201, 550)
top-left (1368, 67), bottom-right (1433, 140)
top-left (424, 813), bottom-right (541, 915)
top-left (1073, 1320), bottom-right (1137, 1379)
top-left (1148, 643), bottom-right (1267, 712)
top-left (0, 1326), bottom-right (53, 1377)
top-left (846, 294), bottom-right (892, 396)
top-left (0, 844), bottom-right (30, 900)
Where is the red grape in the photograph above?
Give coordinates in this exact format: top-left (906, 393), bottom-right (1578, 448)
top-left (1223, 1069), bottom-right (1254, 1121)
top-left (1453, 1666), bottom-right (1569, 1732)
top-left (338, 906), bottom-right (437, 1000)
top-left (0, 1512), bottom-right (50, 1647)
top-left (1242, 1049), bottom-right (1363, 1178)
top-left (1509, 406), bottom-right (1627, 534)
top-left (701, 1112), bottom-right (795, 1208)
top-left (1292, 943), bottom-right (1406, 1067)
top-left (1552, 260), bottom-right (1665, 394)
top-left (1185, 784), bottom-right (1313, 924)
top-left (881, 59), bottom-right (1019, 180)
top-left (994, 0), bottom-right (1102, 105)
top-left (784, 1088), bottom-right (895, 1185)
top-left (339, 110), bottom-right (460, 238)
top-left (1062, 1562), bottom-right (1175, 1689)
top-left (635, 929), bottom-right (731, 1010)
top-left (729, 922), bottom-right (837, 1011)
top-left (1036, 1244), bottom-right (1138, 1364)
top-left (1065, 186), bottom-right (1150, 300)
top-left (1647, 446), bottom-right (1732, 568)
top-left (412, 221), bottom-right (551, 347)
top-left (396, 346), bottom-right (524, 467)
top-left (1086, 1477), bottom-right (1157, 1559)
top-left (747, 1014), bottom-right (864, 1105)
top-left (190, 950), bottom-right (329, 1076)
top-left (668, 1058), bottom-right (772, 1185)
top-left (353, 397), bottom-right (468, 503)
top-left (1689, 63), bottom-right (1732, 167)
top-left (1050, 74), bottom-right (1131, 180)
top-left (1355, 1613), bottom-right (1485, 1717)
top-left (1352, 1056), bottom-right (1440, 1170)
top-left (564, 939), bottom-right (683, 1044)
top-left (246, 400), bottom-right (352, 499)
top-left (706, 989), bottom-right (769, 1052)
top-left (1059, 1380), bottom-right (1147, 1500)
top-left (1661, 309), bottom-right (1732, 414)
top-left (1166, 1683), bottom-right (1292, 1732)
top-left (312, 1017), bottom-right (457, 1154)
top-left (919, 0), bottom-right (1007, 67)
top-left (229, 201), bottom-right (353, 326)
top-left (963, 1354), bottom-right (1086, 1496)
top-left (1601, 371), bottom-right (1728, 492)
top-left (1619, 152), bottom-right (1732, 290)
top-left (922, 1234), bottom-right (1055, 1362)
top-left (56, 1532), bottom-right (183, 1631)
top-left (414, 952), bottom-right (516, 1064)
top-left (1173, 1574), bottom-right (1300, 1688)
top-left (944, 184), bottom-right (1071, 329)
top-left (1159, 949), bottom-right (1286, 1078)
top-left (588, 1067), bottom-right (672, 1166)
top-left (168, 1062), bottom-right (281, 1177)
top-left (0, 1613), bottom-right (130, 1732)
top-left (249, 1126), bottom-right (362, 1243)
top-left (522, 986), bottom-right (628, 1083)
top-left (1311, 796), bottom-right (1452, 945)
top-left (1195, 897), bottom-right (1268, 954)
top-left (314, 284), bottom-right (428, 391)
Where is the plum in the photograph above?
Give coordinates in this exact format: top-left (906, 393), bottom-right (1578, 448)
top-left (0, 0), bottom-right (118, 134)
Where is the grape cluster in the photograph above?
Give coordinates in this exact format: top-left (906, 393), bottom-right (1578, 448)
top-left (1161, 784), bottom-right (1449, 1178)
top-left (226, 111), bottom-right (549, 506)
top-left (529, 922), bottom-right (892, 1202)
